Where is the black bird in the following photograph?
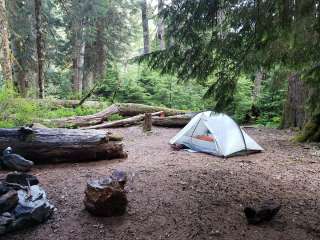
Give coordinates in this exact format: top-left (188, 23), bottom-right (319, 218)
top-left (2, 147), bottom-right (34, 172)
top-left (244, 200), bottom-right (281, 225)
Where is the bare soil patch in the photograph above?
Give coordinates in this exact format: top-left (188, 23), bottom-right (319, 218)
top-left (2, 126), bottom-right (320, 240)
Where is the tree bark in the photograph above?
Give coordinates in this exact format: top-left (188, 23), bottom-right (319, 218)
top-left (34, 0), bottom-right (44, 98)
top-left (16, 71), bottom-right (28, 97)
top-left (71, 18), bottom-right (85, 96)
top-left (141, 0), bottom-right (150, 54)
top-left (282, 74), bottom-right (308, 129)
top-left (157, 0), bottom-right (165, 50)
top-left (94, 18), bottom-right (106, 82)
top-left (253, 70), bottom-right (264, 102)
top-left (48, 103), bottom-right (186, 128)
top-left (0, 0), bottom-right (13, 86)
top-left (0, 127), bottom-right (127, 164)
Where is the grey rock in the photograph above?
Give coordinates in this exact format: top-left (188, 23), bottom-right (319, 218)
top-left (2, 147), bottom-right (34, 172)
top-left (0, 185), bottom-right (54, 235)
top-left (0, 190), bottom-right (18, 214)
top-left (0, 183), bottom-right (9, 196)
top-left (5, 172), bottom-right (39, 187)
top-left (14, 185), bottom-right (54, 222)
top-left (0, 213), bottom-right (14, 225)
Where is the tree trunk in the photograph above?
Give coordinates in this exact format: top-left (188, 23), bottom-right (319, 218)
top-left (48, 103), bottom-right (187, 128)
top-left (72, 19), bottom-right (85, 96)
top-left (94, 18), bottom-right (106, 82)
top-left (141, 0), bottom-right (150, 54)
top-left (253, 70), bottom-right (264, 102)
top-left (34, 0), bottom-right (44, 98)
top-left (157, 0), bottom-right (165, 50)
top-left (282, 74), bottom-right (308, 129)
top-left (0, 0), bottom-right (13, 86)
top-left (16, 71), bottom-right (28, 97)
top-left (0, 127), bottom-right (127, 164)
top-left (83, 71), bottom-right (93, 93)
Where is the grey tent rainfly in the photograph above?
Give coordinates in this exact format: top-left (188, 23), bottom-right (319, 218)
top-left (169, 112), bottom-right (263, 157)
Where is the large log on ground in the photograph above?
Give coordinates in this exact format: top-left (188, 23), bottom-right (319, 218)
top-left (36, 99), bottom-right (104, 109)
top-left (48, 103), bottom-right (186, 128)
top-left (81, 112), bottom-right (163, 130)
top-left (0, 128), bottom-right (127, 164)
top-left (152, 114), bottom-right (193, 128)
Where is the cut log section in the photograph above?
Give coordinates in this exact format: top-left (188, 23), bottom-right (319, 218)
top-left (143, 113), bottom-right (152, 132)
top-left (0, 127), bottom-right (127, 164)
top-left (47, 103), bottom-right (186, 128)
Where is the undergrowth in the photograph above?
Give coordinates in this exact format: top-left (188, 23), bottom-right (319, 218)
top-left (0, 87), bottom-right (105, 128)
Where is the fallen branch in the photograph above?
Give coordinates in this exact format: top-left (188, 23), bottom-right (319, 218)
top-left (47, 103), bottom-right (186, 128)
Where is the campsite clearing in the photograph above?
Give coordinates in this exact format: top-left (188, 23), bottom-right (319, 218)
top-left (2, 126), bottom-right (320, 240)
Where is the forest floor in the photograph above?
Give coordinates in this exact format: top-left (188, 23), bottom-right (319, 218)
top-left (2, 126), bottom-right (320, 240)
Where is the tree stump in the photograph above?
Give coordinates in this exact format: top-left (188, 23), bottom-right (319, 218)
top-left (84, 176), bottom-right (127, 217)
top-left (143, 113), bottom-right (152, 132)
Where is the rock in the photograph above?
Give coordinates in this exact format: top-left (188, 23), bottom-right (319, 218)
top-left (5, 172), bottom-right (39, 187)
top-left (2, 147), bottom-right (34, 172)
top-left (0, 213), bottom-right (14, 235)
top-left (14, 185), bottom-right (54, 222)
top-left (244, 200), bottom-right (281, 225)
top-left (0, 190), bottom-right (18, 214)
top-left (0, 173), bottom-right (54, 235)
top-left (0, 183), bottom-right (9, 196)
top-left (84, 177), bottom-right (128, 217)
top-left (0, 185), bottom-right (55, 234)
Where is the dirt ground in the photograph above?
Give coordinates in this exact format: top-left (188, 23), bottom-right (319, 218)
top-left (2, 126), bottom-right (320, 240)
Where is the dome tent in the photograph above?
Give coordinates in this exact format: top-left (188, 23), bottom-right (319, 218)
top-left (169, 111), bottom-right (263, 157)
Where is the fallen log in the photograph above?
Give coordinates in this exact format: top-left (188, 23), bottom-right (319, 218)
top-left (81, 112), bottom-right (163, 130)
top-left (0, 127), bottom-right (127, 164)
top-left (49, 103), bottom-right (185, 128)
top-left (37, 99), bottom-right (104, 109)
top-left (152, 114), bottom-right (193, 128)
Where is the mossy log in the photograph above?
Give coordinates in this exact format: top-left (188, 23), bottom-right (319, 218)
top-left (0, 127), bottom-right (127, 163)
top-left (48, 103), bottom-right (186, 128)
